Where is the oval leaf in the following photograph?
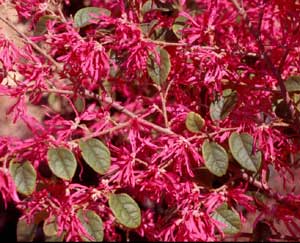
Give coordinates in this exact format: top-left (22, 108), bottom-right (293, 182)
top-left (43, 215), bottom-right (58, 237)
top-left (77, 209), bottom-right (104, 242)
top-left (141, 0), bottom-right (158, 14)
top-left (9, 160), bottom-right (36, 196)
top-left (47, 148), bottom-right (77, 180)
top-left (34, 15), bottom-right (57, 36)
top-left (17, 218), bottom-right (37, 242)
top-left (74, 7), bottom-right (111, 28)
top-left (212, 203), bottom-right (241, 234)
top-left (74, 96), bottom-right (85, 113)
top-left (172, 16), bottom-right (188, 39)
top-left (185, 111), bottom-right (205, 133)
top-left (79, 138), bottom-right (111, 175)
top-left (229, 132), bottom-right (262, 172)
top-left (109, 193), bottom-right (141, 229)
top-left (285, 75), bottom-right (300, 92)
top-left (147, 47), bottom-right (171, 86)
top-left (292, 93), bottom-right (300, 112)
top-left (210, 89), bottom-right (237, 121)
top-left (202, 140), bottom-right (228, 177)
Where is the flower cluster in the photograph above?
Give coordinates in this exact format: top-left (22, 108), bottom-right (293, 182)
top-left (0, 0), bottom-right (300, 241)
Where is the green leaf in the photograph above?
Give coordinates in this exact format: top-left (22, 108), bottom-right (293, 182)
top-left (109, 193), bottom-right (141, 229)
top-left (212, 203), bottom-right (241, 234)
top-left (228, 132), bottom-right (262, 172)
top-left (150, 27), bottom-right (178, 42)
top-left (202, 140), bottom-right (228, 177)
top-left (292, 93), bottom-right (300, 112)
top-left (74, 7), bottom-right (111, 28)
top-left (34, 15), bottom-right (57, 36)
top-left (47, 148), bottom-right (77, 180)
top-left (139, 20), bottom-right (159, 36)
top-left (77, 209), bottom-right (104, 242)
top-left (285, 75), bottom-right (300, 92)
top-left (141, 0), bottom-right (157, 15)
top-left (17, 218), bottom-right (37, 242)
top-left (74, 96), bottom-right (85, 113)
top-left (172, 16), bottom-right (188, 39)
top-left (43, 215), bottom-right (58, 237)
top-left (9, 160), bottom-right (36, 196)
top-left (79, 138), bottom-right (111, 175)
top-left (141, 0), bottom-right (175, 15)
top-left (210, 89), bottom-right (237, 121)
top-left (185, 111), bottom-right (205, 133)
top-left (147, 47), bottom-right (171, 86)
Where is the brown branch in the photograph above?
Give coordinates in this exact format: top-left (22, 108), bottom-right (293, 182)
top-left (84, 90), bottom-right (176, 135)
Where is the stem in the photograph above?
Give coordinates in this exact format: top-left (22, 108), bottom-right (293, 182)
top-left (48, 87), bottom-right (176, 136)
top-left (187, 127), bottom-right (239, 141)
top-left (144, 38), bottom-right (187, 47)
top-left (242, 172), bottom-right (286, 204)
top-left (160, 91), bottom-right (169, 128)
top-left (76, 121), bottom-right (131, 141)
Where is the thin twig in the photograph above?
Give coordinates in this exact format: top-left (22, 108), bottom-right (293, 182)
top-left (144, 38), bottom-right (188, 47)
top-left (160, 91), bottom-right (169, 128)
top-left (242, 172), bottom-right (285, 203)
top-left (0, 16), bottom-right (60, 69)
top-left (187, 127), bottom-right (240, 141)
top-left (74, 121), bottom-right (131, 142)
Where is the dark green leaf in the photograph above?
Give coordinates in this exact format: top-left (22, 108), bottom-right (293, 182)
top-left (212, 203), bottom-right (241, 234)
top-left (34, 15), bottom-right (57, 36)
top-left (285, 75), bottom-right (300, 92)
top-left (172, 16), bottom-right (188, 39)
top-left (141, 0), bottom-right (158, 14)
top-left (109, 193), bottom-right (141, 229)
top-left (147, 47), bottom-right (171, 86)
top-left (43, 215), bottom-right (58, 237)
top-left (74, 96), bottom-right (85, 113)
top-left (47, 148), bottom-right (77, 180)
top-left (74, 7), bottom-right (111, 28)
top-left (292, 93), bottom-right (300, 112)
top-left (141, 0), bottom-right (174, 15)
top-left (229, 132), bottom-right (262, 172)
top-left (210, 89), bottom-right (237, 121)
top-left (185, 111), bottom-right (205, 133)
top-left (150, 27), bottom-right (178, 42)
top-left (77, 209), bottom-right (104, 242)
top-left (9, 160), bottom-right (36, 196)
top-left (202, 140), bottom-right (228, 177)
top-left (140, 20), bottom-right (159, 37)
top-left (79, 138), bottom-right (111, 175)
top-left (17, 218), bottom-right (37, 242)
